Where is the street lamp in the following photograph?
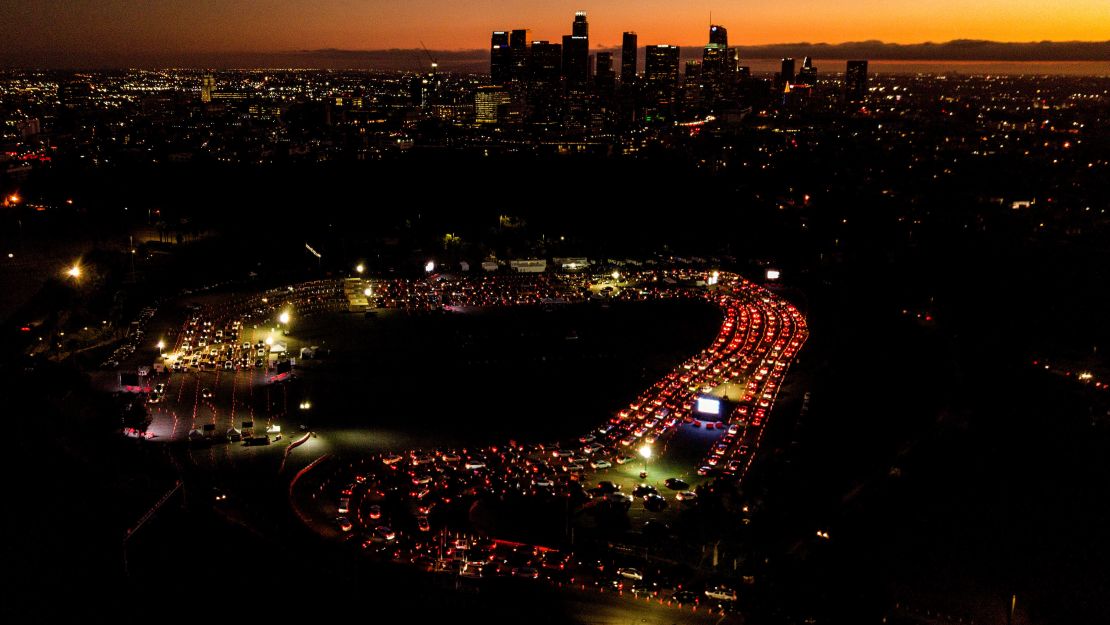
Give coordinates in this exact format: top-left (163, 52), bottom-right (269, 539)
top-left (425, 260), bottom-right (436, 273)
top-left (355, 263), bottom-right (364, 275)
top-left (639, 444), bottom-right (652, 478)
top-left (279, 311), bottom-right (290, 325)
top-left (157, 340), bottom-right (165, 354)
top-left (363, 287), bottom-right (372, 297)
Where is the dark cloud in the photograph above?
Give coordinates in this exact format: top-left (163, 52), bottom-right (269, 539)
top-left (730, 40), bottom-right (1110, 61)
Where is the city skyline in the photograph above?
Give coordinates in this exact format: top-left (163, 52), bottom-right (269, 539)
top-left (3, 1), bottom-right (1110, 69)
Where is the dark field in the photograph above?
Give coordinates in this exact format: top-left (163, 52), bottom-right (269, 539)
top-left (292, 299), bottom-right (722, 447)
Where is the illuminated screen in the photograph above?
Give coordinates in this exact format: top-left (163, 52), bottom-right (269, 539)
top-left (696, 397), bottom-right (721, 415)
top-left (766, 269), bottom-right (781, 280)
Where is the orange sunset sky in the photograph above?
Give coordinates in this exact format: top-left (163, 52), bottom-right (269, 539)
top-left (3, 0), bottom-right (1109, 57)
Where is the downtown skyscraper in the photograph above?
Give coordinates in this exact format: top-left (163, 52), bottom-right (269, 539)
top-left (561, 11), bottom-right (590, 87)
top-left (490, 31), bottom-right (511, 84)
top-left (621, 32), bottom-right (638, 82)
top-left (845, 60), bottom-right (869, 102)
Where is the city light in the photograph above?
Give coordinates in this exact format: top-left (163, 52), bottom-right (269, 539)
top-left (766, 269), bottom-right (781, 281)
top-left (355, 263), bottom-right (364, 274)
top-left (639, 445), bottom-right (652, 459)
top-left (363, 287), bottom-right (372, 297)
top-left (157, 340), bottom-right (165, 351)
top-left (7, 194), bottom-right (19, 204)
top-left (425, 260), bottom-right (436, 273)
top-left (279, 311), bottom-right (290, 325)
top-left (611, 270), bottom-right (620, 281)
top-left (66, 264), bottom-right (81, 279)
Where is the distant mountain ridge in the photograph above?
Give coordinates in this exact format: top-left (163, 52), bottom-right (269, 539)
top-left (4, 39), bottom-right (1110, 70)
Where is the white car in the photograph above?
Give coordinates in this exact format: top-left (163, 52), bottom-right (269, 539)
top-left (704, 586), bottom-right (737, 601)
top-left (589, 459), bottom-right (612, 469)
top-left (464, 460), bottom-right (486, 470)
top-left (616, 568), bottom-right (644, 581)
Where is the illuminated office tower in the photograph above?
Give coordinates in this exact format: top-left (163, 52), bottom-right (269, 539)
top-left (200, 73), bottom-right (215, 103)
top-left (562, 11), bottom-right (589, 86)
top-left (490, 31), bottom-right (511, 84)
top-left (644, 45), bottom-right (680, 86)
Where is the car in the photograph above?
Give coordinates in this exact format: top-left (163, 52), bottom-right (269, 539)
top-left (697, 465), bottom-right (713, 476)
top-left (676, 491), bottom-right (698, 502)
top-left (368, 505), bottom-right (382, 520)
top-left (589, 459), bottom-right (612, 469)
top-left (223, 360), bottom-right (234, 370)
top-left (337, 516), bottom-right (353, 532)
top-left (201, 388), bottom-right (213, 399)
top-left (605, 493), bottom-right (633, 508)
top-left (596, 481), bottom-right (621, 493)
top-left (616, 567), bottom-right (644, 581)
top-left (382, 453), bottom-right (403, 465)
top-left (705, 586), bottom-right (738, 601)
top-left (512, 567), bottom-right (540, 579)
top-left (337, 497), bottom-right (350, 514)
top-left (615, 455), bottom-right (634, 465)
top-left (643, 493), bottom-right (667, 511)
top-left (664, 477), bottom-right (689, 490)
top-left (464, 460), bottom-right (487, 470)
top-left (416, 516), bottom-right (431, 532)
top-left (672, 590), bottom-right (699, 604)
top-left (212, 487), bottom-right (228, 503)
top-left (541, 551), bottom-right (569, 570)
top-left (632, 484), bottom-right (657, 497)
top-left (373, 525), bottom-right (396, 541)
